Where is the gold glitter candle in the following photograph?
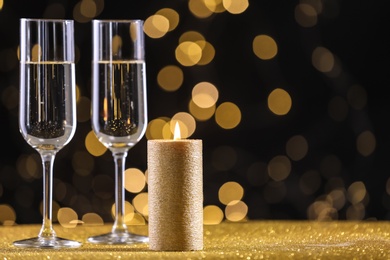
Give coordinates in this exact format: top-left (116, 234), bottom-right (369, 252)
top-left (147, 137), bottom-right (203, 251)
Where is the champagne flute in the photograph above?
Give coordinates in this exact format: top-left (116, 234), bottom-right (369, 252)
top-left (88, 20), bottom-right (148, 244)
top-left (15, 18), bottom-right (81, 248)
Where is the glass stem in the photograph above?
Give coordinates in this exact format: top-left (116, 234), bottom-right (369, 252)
top-left (112, 151), bottom-right (128, 234)
top-left (38, 152), bottom-right (57, 239)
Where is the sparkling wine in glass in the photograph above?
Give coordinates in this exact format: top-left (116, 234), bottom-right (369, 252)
top-left (88, 19), bottom-right (148, 244)
top-left (14, 18), bottom-right (81, 248)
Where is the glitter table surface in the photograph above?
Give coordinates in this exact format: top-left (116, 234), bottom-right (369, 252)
top-left (1, 221), bottom-right (390, 259)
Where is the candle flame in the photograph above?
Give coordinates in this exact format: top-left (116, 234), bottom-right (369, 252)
top-left (173, 122), bottom-right (181, 140)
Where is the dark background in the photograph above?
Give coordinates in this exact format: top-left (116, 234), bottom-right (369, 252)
top-left (1, 0), bottom-right (390, 223)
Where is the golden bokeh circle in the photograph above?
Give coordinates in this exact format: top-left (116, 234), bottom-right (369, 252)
top-left (203, 205), bottom-right (224, 225)
top-left (157, 65), bottom-right (184, 92)
top-left (192, 81), bottom-right (219, 108)
top-left (218, 181), bottom-right (244, 205)
top-left (267, 88), bottom-right (292, 116)
top-left (175, 41), bottom-right (202, 66)
top-left (144, 14), bottom-right (169, 39)
top-left (253, 35), bottom-right (278, 60)
top-left (124, 168), bottom-right (146, 193)
top-left (85, 130), bottom-right (107, 156)
top-left (215, 102), bottom-right (241, 129)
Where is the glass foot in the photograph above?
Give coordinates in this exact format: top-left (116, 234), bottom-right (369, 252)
top-left (87, 232), bottom-right (149, 245)
top-left (13, 236), bottom-right (82, 249)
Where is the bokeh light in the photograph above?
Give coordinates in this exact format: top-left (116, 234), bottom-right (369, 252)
top-left (180, 32), bottom-right (205, 47)
top-left (203, 0), bottom-right (226, 13)
top-left (146, 117), bottom-right (170, 140)
top-left (295, 3), bottom-right (318, 27)
top-left (348, 181), bottom-right (367, 205)
top-left (203, 205), bottom-right (224, 225)
top-left (110, 201), bottom-right (142, 224)
top-left (144, 14), bottom-right (170, 39)
top-left (218, 181), bottom-right (244, 205)
top-left (267, 155), bottom-right (291, 182)
top-left (175, 41), bottom-right (203, 66)
top-left (80, 0), bottom-right (97, 19)
top-left (225, 200), bottom-right (248, 222)
top-left (156, 8), bottom-right (179, 32)
top-left (188, 0), bottom-right (214, 18)
top-left (189, 100), bottom-right (216, 121)
top-left (0, 204), bottom-right (16, 225)
top-left (73, 0), bottom-right (103, 22)
top-left (356, 130), bottom-right (376, 157)
top-left (192, 82), bottom-right (219, 108)
top-left (157, 65), bottom-right (184, 92)
top-left (85, 131), bottom-right (107, 156)
top-left (73, 2), bottom-right (90, 23)
top-left (215, 102), bottom-right (241, 129)
top-left (312, 46), bottom-right (334, 73)
top-left (223, 0), bottom-right (249, 14)
top-left (267, 88), bottom-right (292, 116)
top-left (82, 212), bottom-right (104, 225)
top-left (16, 153), bottom-right (40, 181)
top-left (58, 207), bottom-right (79, 228)
top-left (197, 41), bottom-right (215, 65)
top-left (286, 135), bottom-right (308, 161)
top-left (253, 35), bottom-right (278, 60)
top-left (178, 31), bottom-right (216, 65)
top-left (133, 192), bottom-right (148, 217)
top-left (124, 168), bottom-right (146, 193)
